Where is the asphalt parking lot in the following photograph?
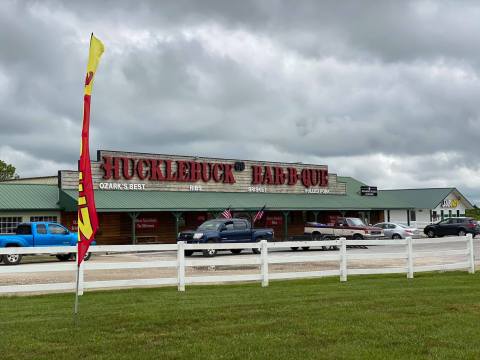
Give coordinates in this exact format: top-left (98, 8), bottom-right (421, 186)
top-left (1, 240), bottom-right (479, 289)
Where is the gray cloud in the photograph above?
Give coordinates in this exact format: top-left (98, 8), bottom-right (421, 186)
top-left (0, 0), bottom-right (479, 204)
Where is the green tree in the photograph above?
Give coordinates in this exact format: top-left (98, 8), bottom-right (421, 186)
top-left (0, 160), bottom-right (16, 181)
top-left (466, 207), bottom-right (480, 220)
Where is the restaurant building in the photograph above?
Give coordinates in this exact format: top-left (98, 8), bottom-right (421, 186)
top-left (0, 150), bottom-right (474, 243)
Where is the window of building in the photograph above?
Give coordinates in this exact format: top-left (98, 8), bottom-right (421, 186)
top-left (30, 216), bottom-right (58, 223)
top-left (0, 217), bottom-right (23, 234)
top-left (410, 211), bottom-right (416, 222)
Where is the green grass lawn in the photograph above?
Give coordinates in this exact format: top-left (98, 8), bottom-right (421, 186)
top-left (1, 272), bottom-right (480, 359)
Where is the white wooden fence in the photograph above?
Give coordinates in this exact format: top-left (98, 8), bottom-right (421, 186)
top-left (0, 235), bottom-right (476, 295)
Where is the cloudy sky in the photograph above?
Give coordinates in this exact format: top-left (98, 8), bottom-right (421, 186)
top-left (0, 0), bottom-right (479, 204)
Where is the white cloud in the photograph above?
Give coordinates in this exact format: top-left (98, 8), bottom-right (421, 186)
top-left (0, 0), bottom-right (479, 205)
top-left (0, 146), bottom-right (74, 177)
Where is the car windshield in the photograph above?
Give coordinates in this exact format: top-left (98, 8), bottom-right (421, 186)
top-left (197, 221), bottom-right (223, 231)
top-left (347, 218), bottom-right (366, 226)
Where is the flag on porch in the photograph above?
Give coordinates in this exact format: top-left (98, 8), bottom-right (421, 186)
top-left (77, 34), bottom-right (104, 265)
top-left (253, 205), bottom-right (266, 223)
top-left (221, 207), bottom-right (232, 219)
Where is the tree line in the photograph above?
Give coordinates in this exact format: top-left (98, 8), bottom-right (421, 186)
top-left (0, 160), bottom-right (16, 181)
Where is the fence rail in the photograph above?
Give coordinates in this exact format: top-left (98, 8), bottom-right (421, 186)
top-left (0, 235), bottom-right (476, 295)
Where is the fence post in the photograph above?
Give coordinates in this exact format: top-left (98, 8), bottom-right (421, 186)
top-left (407, 237), bottom-right (414, 279)
top-left (260, 240), bottom-right (269, 287)
top-left (467, 234), bottom-right (475, 274)
top-left (177, 241), bottom-right (186, 292)
top-left (340, 237), bottom-right (347, 282)
top-left (78, 261), bottom-right (85, 296)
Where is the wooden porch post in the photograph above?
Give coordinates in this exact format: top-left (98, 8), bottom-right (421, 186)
top-left (172, 212), bottom-right (183, 239)
top-left (128, 212), bottom-right (139, 245)
top-left (283, 211), bottom-right (289, 241)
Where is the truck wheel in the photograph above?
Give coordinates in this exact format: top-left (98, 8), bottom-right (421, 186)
top-left (3, 253), bottom-right (23, 265)
top-left (252, 237), bottom-right (263, 254)
top-left (352, 234), bottom-right (366, 249)
top-left (56, 254), bottom-right (72, 261)
top-left (312, 232), bottom-right (321, 240)
top-left (230, 249), bottom-right (242, 254)
top-left (72, 252), bottom-right (92, 261)
top-left (202, 240), bottom-right (217, 257)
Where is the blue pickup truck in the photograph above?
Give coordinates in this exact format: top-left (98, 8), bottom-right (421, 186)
top-left (0, 222), bottom-right (93, 265)
top-left (177, 218), bottom-right (274, 257)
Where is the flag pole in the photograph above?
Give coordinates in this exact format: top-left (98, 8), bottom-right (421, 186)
top-left (74, 262), bottom-right (80, 316)
top-left (74, 172), bottom-right (81, 320)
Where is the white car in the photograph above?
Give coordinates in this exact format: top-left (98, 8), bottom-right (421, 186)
top-left (373, 222), bottom-right (419, 239)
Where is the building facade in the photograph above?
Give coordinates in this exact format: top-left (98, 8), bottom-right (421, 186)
top-left (0, 150), bottom-right (474, 242)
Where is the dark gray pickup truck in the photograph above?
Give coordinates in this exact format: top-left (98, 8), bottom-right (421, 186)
top-left (177, 218), bottom-right (274, 257)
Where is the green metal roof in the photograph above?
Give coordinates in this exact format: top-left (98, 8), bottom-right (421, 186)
top-left (0, 180), bottom-right (470, 213)
top-left (0, 184), bottom-right (60, 210)
top-left (380, 188), bottom-right (456, 209)
top-left (59, 187), bottom-right (415, 212)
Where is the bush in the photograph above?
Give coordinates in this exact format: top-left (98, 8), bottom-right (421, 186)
top-left (466, 208), bottom-right (480, 220)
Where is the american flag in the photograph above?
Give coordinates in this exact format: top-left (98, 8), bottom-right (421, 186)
top-left (221, 207), bottom-right (232, 219)
top-left (253, 205), bottom-right (266, 223)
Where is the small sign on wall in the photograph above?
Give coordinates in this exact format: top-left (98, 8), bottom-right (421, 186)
top-left (360, 186), bottom-right (378, 196)
top-left (70, 219), bottom-right (78, 232)
top-left (136, 218), bottom-right (158, 231)
top-left (441, 199), bottom-right (459, 208)
top-left (266, 216), bottom-right (283, 226)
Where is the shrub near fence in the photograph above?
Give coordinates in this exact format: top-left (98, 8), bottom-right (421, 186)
top-left (466, 208), bottom-right (480, 221)
top-left (0, 235), bottom-right (476, 295)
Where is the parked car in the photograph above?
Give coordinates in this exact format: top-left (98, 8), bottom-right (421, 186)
top-left (0, 222), bottom-right (93, 265)
top-left (423, 217), bottom-right (480, 238)
top-left (373, 222), bottom-right (419, 239)
top-left (177, 218), bottom-right (274, 257)
top-left (304, 217), bottom-right (384, 240)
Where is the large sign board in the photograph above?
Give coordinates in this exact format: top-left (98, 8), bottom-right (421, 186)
top-left (59, 150), bottom-right (347, 195)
